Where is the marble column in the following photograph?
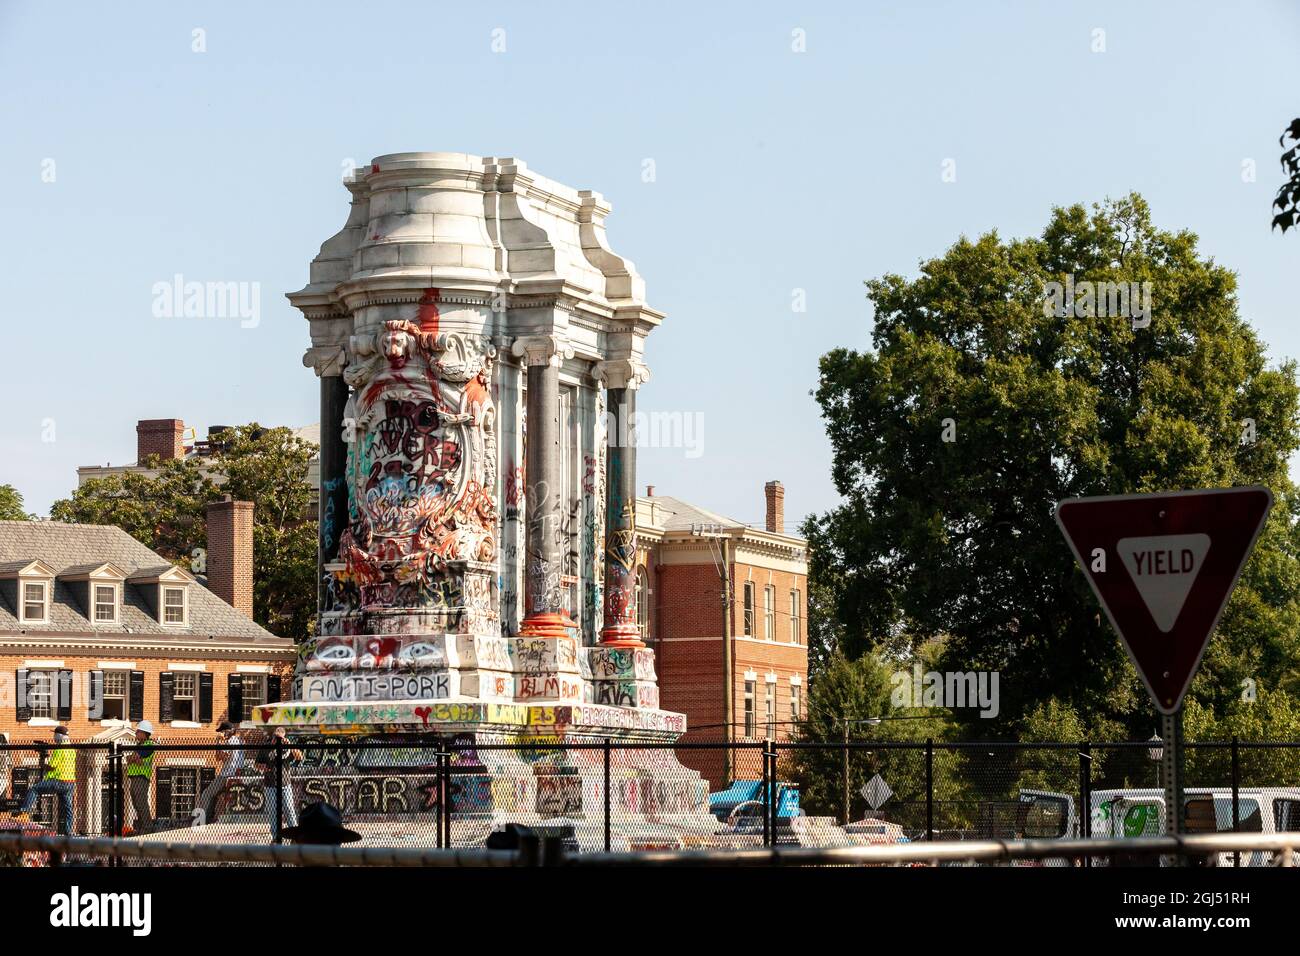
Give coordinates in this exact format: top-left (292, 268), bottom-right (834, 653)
top-left (513, 335), bottom-right (577, 639)
top-left (597, 360), bottom-right (648, 647)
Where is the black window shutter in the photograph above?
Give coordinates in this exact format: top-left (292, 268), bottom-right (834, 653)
top-left (266, 674), bottom-right (281, 704)
top-left (227, 673), bottom-right (243, 723)
top-left (16, 670), bottom-right (31, 722)
top-left (159, 673), bottom-right (175, 724)
top-left (198, 673), bottom-right (214, 723)
top-left (155, 768), bottom-right (172, 820)
top-left (88, 670), bottom-right (104, 720)
top-left (201, 767), bottom-right (216, 807)
top-left (56, 670), bottom-right (73, 722)
top-left (11, 768), bottom-right (33, 802)
top-left (129, 671), bottom-right (145, 721)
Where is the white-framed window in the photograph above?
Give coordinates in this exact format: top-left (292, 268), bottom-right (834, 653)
top-left (744, 680), bottom-right (756, 738)
top-left (21, 581), bottom-right (49, 623)
top-left (163, 586), bottom-right (187, 625)
top-left (790, 589), bottom-right (801, 644)
top-left (102, 670), bottom-right (127, 721)
top-left (764, 585), bottom-right (775, 641)
top-left (765, 683), bottom-right (775, 739)
top-left (94, 584), bottom-right (118, 623)
top-left (791, 684), bottom-right (801, 722)
top-left (240, 674), bottom-right (267, 721)
top-left (742, 582), bottom-right (754, 636)
top-left (173, 672), bottom-right (197, 722)
top-left (168, 768), bottom-right (200, 820)
top-left (26, 669), bottom-right (56, 720)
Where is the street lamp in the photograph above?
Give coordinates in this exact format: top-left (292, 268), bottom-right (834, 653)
top-left (1147, 732), bottom-right (1164, 788)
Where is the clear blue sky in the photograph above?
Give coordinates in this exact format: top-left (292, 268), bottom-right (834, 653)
top-left (2, 0), bottom-right (1297, 527)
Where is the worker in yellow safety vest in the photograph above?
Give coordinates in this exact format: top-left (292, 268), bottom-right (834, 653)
top-left (124, 720), bottom-right (156, 834)
top-left (13, 725), bottom-right (76, 835)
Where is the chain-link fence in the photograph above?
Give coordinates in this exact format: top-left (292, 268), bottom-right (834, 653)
top-left (2, 738), bottom-right (1298, 865)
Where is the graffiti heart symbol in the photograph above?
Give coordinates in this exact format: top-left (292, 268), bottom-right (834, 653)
top-left (414, 706), bottom-right (432, 726)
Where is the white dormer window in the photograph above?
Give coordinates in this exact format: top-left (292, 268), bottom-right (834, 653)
top-left (126, 564), bottom-right (195, 626)
top-left (1, 560), bottom-right (57, 625)
top-left (94, 583), bottom-right (118, 622)
top-left (22, 581), bottom-right (48, 623)
top-left (163, 585), bottom-right (188, 625)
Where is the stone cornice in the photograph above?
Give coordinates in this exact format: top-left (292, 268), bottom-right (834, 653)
top-left (0, 634), bottom-right (296, 659)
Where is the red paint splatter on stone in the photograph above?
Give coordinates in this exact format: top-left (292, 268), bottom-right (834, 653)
top-left (417, 288), bottom-right (441, 336)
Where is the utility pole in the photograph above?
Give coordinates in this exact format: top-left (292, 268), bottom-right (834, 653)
top-left (694, 522), bottom-right (733, 782)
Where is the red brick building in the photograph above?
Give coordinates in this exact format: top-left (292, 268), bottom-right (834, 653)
top-left (636, 481), bottom-right (807, 789)
top-left (0, 512), bottom-right (295, 833)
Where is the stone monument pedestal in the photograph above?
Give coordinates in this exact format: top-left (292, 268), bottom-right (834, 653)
top-left (253, 640), bottom-right (720, 849)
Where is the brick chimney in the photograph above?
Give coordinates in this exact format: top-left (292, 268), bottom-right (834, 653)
top-left (136, 419), bottom-right (185, 463)
top-left (764, 480), bottom-right (785, 533)
top-left (205, 496), bottom-right (255, 618)
top-left (646, 485), bottom-right (655, 497)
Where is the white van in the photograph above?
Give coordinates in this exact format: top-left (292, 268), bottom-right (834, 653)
top-left (1088, 788), bottom-right (1300, 866)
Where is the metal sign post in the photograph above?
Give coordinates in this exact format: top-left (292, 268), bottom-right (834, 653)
top-left (1161, 710), bottom-right (1183, 836)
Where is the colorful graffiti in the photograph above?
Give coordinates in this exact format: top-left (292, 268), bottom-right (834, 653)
top-left (331, 307), bottom-right (498, 627)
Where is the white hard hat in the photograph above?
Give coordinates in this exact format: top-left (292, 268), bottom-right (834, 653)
top-left (136, 720), bottom-right (154, 735)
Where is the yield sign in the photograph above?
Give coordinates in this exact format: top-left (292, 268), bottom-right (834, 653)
top-left (1055, 487), bottom-right (1272, 714)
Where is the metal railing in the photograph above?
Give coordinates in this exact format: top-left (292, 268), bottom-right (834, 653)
top-left (2, 829), bottom-right (1296, 867)
top-left (2, 737), bottom-right (1298, 863)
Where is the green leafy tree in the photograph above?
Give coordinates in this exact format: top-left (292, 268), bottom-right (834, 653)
top-left (0, 484), bottom-right (30, 521)
top-left (1273, 118), bottom-right (1300, 233)
top-left (799, 514), bottom-right (848, 682)
top-left (50, 424), bottom-right (316, 639)
top-left (215, 425), bottom-right (317, 639)
top-left (790, 649), bottom-right (953, 822)
top-left (1183, 689), bottom-right (1300, 786)
top-left (808, 194), bottom-right (1300, 738)
top-left (50, 458), bottom-right (217, 558)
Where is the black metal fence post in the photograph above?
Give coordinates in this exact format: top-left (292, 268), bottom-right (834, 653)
top-left (444, 748), bottom-right (452, 849)
top-left (761, 740), bottom-right (771, 848)
top-left (1080, 742), bottom-right (1092, 868)
top-left (436, 745), bottom-right (451, 850)
top-left (1231, 735), bottom-right (1240, 868)
top-left (274, 737), bottom-right (284, 845)
top-left (434, 747), bottom-right (445, 850)
top-left (603, 738), bottom-right (611, 853)
top-left (764, 738), bottom-right (774, 842)
top-left (925, 738), bottom-right (934, 842)
top-left (107, 742), bottom-right (119, 867)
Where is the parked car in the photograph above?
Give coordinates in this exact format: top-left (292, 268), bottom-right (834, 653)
top-left (843, 818), bottom-right (909, 845)
top-left (721, 800), bottom-right (804, 845)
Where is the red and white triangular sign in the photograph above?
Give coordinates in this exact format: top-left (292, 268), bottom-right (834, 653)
top-left (1055, 487), bottom-right (1272, 714)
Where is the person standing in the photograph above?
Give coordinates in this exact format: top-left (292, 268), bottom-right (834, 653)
top-left (14, 725), bottom-right (76, 835)
top-left (197, 721), bottom-right (246, 824)
top-left (124, 720), bottom-right (156, 834)
top-left (253, 726), bottom-right (303, 838)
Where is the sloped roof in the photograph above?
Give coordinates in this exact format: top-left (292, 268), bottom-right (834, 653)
top-left (0, 520), bottom-right (278, 642)
top-left (638, 495), bottom-right (741, 533)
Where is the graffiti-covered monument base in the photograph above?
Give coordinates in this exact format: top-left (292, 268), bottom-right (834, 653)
top-left (257, 153), bottom-right (715, 845)
top-left (250, 696), bottom-right (715, 849)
